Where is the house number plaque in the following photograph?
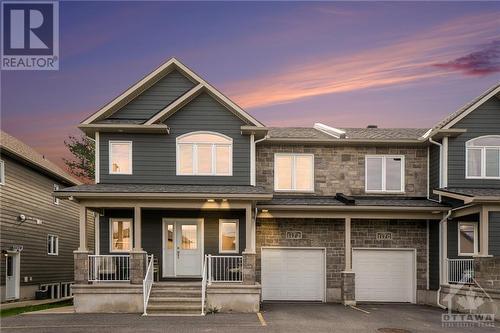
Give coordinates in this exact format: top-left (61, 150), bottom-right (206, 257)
top-left (286, 231), bottom-right (302, 240)
top-left (376, 232), bottom-right (393, 240)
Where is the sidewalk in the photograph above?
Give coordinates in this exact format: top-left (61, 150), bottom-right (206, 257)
top-left (1, 297), bottom-right (72, 311)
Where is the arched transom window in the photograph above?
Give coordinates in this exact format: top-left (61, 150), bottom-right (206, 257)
top-left (466, 135), bottom-right (500, 179)
top-left (176, 132), bottom-right (232, 176)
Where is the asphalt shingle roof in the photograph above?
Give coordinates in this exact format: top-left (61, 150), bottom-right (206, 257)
top-left (267, 127), bottom-right (428, 141)
top-left (57, 183), bottom-right (270, 194)
top-left (0, 130), bottom-right (80, 185)
top-left (438, 188), bottom-right (500, 198)
top-left (260, 195), bottom-right (448, 208)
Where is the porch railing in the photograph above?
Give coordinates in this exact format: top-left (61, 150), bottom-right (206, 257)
top-left (201, 255), bottom-right (208, 315)
top-left (447, 259), bottom-right (475, 284)
top-left (207, 255), bottom-right (242, 284)
top-left (142, 254), bottom-right (154, 316)
top-left (88, 255), bottom-right (130, 282)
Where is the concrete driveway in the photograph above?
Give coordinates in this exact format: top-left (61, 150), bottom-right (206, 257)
top-left (1, 303), bottom-right (497, 333)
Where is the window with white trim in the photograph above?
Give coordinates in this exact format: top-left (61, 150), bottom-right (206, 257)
top-left (176, 132), bottom-right (232, 176)
top-left (47, 235), bottom-right (59, 255)
top-left (365, 155), bottom-right (405, 192)
top-left (466, 136), bottom-right (500, 179)
top-left (274, 154), bottom-right (314, 192)
top-left (109, 141), bottom-right (132, 175)
top-left (53, 184), bottom-right (59, 205)
top-left (0, 160), bottom-right (4, 185)
top-left (110, 218), bottom-right (132, 252)
top-left (458, 222), bottom-right (478, 256)
top-left (219, 219), bottom-right (239, 253)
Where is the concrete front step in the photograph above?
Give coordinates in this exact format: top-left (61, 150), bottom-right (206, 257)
top-left (147, 304), bottom-right (202, 312)
top-left (149, 297), bottom-right (201, 303)
top-left (150, 290), bottom-right (202, 297)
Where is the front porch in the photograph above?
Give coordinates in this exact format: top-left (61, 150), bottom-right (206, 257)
top-left (72, 198), bottom-right (263, 314)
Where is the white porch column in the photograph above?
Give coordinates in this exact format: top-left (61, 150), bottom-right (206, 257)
top-left (133, 206), bottom-right (142, 251)
top-left (78, 206), bottom-right (88, 251)
top-left (479, 206), bottom-right (489, 256)
top-left (244, 204), bottom-right (255, 253)
top-left (345, 217), bottom-right (352, 271)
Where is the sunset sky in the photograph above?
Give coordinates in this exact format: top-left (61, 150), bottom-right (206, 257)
top-left (2, 1), bottom-right (500, 168)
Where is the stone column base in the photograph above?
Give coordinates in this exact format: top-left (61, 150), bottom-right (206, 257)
top-left (130, 251), bottom-right (147, 284)
top-left (74, 250), bottom-right (91, 284)
top-left (341, 271), bottom-right (356, 306)
top-left (242, 252), bottom-right (256, 285)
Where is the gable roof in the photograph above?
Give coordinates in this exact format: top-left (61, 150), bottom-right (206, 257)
top-left (426, 82), bottom-right (500, 138)
top-left (82, 58), bottom-right (264, 128)
top-left (0, 131), bottom-right (81, 186)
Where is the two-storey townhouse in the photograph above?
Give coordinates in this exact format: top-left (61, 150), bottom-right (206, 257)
top-left (53, 58), bottom-right (499, 316)
top-left (0, 131), bottom-right (94, 303)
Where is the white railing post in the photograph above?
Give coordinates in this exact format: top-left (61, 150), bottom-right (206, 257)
top-left (201, 255), bottom-right (208, 316)
top-left (447, 259), bottom-right (474, 284)
top-left (142, 254), bottom-right (154, 316)
top-left (206, 255), bottom-right (243, 283)
top-left (208, 255), bottom-right (212, 285)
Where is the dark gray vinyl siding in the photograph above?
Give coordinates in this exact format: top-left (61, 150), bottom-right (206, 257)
top-left (109, 70), bottom-right (196, 121)
top-left (96, 209), bottom-right (246, 277)
top-left (429, 144), bottom-right (440, 200)
top-left (489, 211), bottom-right (500, 256)
top-left (447, 220), bottom-right (459, 259)
top-left (99, 92), bottom-right (251, 185)
top-left (428, 220), bottom-right (440, 290)
top-left (447, 97), bottom-right (500, 188)
top-left (0, 155), bottom-right (94, 288)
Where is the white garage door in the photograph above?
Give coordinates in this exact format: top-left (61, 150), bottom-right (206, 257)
top-left (261, 248), bottom-right (325, 301)
top-left (353, 249), bottom-right (415, 303)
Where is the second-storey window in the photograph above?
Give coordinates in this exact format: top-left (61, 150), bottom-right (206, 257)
top-left (274, 154), bottom-right (314, 191)
top-left (110, 218), bottom-right (132, 252)
top-left (365, 155), bottom-right (405, 192)
top-left (466, 135), bottom-right (500, 179)
top-left (176, 132), bottom-right (232, 176)
top-left (109, 141), bottom-right (132, 174)
top-left (47, 235), bottom-right (59, 255)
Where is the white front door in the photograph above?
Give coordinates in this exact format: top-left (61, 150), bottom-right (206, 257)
top-left (261, 247), bottom-right (325, 301)
top-left (352, 249), bottom-right (416, 303)
top-left (5, 253), bottom-right (20, 300)
top-left (162, 218), bottom-right (203, 277)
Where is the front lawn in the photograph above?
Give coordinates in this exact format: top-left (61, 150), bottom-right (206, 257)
top-left (0, 299), bottom-right (73, 317)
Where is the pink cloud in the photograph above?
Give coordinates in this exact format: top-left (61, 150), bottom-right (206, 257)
top-left (433, 40), bottom-right (500, 76)
top-left (224, 13), bottom-right (500, 109)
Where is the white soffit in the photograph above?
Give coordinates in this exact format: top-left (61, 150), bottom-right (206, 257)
top-left (313, 123), bottom-right (347, 139)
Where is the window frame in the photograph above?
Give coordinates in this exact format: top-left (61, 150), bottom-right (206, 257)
top-left (273, 153), bottom-right (315, 192)
top-left (109, 218), bottom-right (133, 253)
top-left (465, 136), bottom-right (500, 179)
top-left (0, 159), bottom-right (4, 185)
top-left (47, 234), bottom-right (59, 256)
top-left (365, 155), bottom-right (405, 193)
top-left (457, 222), bottom-right (478, 257)
top-left (218, 219), bottom-right (239, 254)
top-left (176, 131), bottom-right (233, 176)
top-left (53, 184), bottom-right (60, 205)
top-left (108, 141), bottom-right (133, 175)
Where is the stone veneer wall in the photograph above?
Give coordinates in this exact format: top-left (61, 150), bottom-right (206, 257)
top-left (256, 218), bottom-right (345, 300)
top-left (475, 257), bottom-right (500, 290)
top-left (351, 219), bottom-right (428, 290)
top-left (256, 144), bottom-right (427, 196)
top-left (256, 218), bottom-right (429, 301)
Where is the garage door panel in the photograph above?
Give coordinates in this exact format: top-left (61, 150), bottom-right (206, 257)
top-left (262, 248), bottom-right (325, 301)
top-left (353, 249), bottom-right (415, 303)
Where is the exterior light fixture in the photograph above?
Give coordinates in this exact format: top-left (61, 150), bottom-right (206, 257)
top-left (207, 199), bottom-right (215, 203)
top-left (262, 209), bottom-right (269, 213)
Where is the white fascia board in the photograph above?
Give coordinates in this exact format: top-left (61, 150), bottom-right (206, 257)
top-left (313, 123), bottom-right (346, 139)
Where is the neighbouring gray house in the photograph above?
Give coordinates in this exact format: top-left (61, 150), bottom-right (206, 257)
top-left (0, 130), bottom-right (94, 303)
top-left (53, 58), bottom-right (500, 316)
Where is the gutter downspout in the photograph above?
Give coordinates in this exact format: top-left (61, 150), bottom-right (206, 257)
top-left (251, 134), bottom-right (269, 186)
top-left (437, 209), bottom-right (452, 309)
top-left (428, 137), bottom-right (442, 202)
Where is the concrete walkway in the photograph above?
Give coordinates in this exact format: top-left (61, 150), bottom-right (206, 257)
top-left (23, 306), bottom-right (75, 315)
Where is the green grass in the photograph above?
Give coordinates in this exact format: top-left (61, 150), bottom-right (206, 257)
top-left (0, 299), bottom-right (73, 317)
